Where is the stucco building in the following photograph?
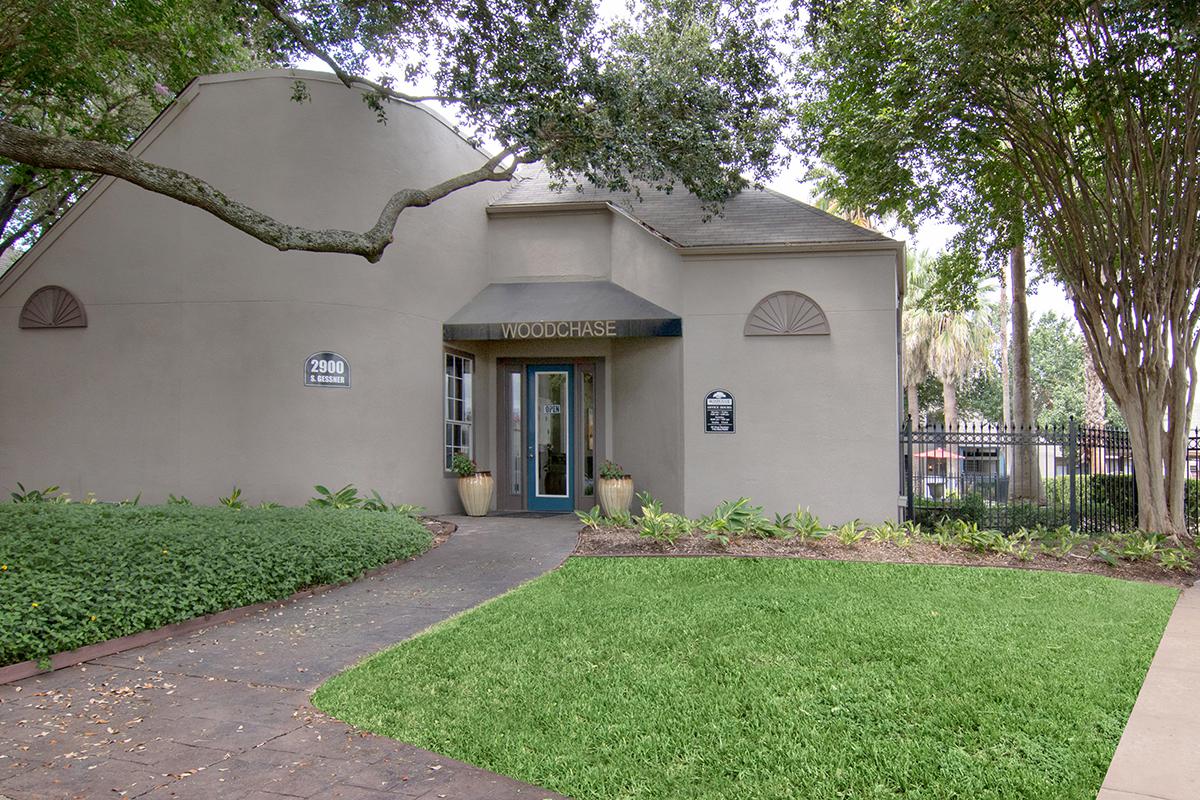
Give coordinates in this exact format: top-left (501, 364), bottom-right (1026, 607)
top-left (0, 70), bottom-right (904, 522)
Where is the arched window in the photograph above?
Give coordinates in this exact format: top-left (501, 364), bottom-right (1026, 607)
top-left (743, 291), bottom-right (829, 336)
top-left (19, 285), bottom-right (87, 329)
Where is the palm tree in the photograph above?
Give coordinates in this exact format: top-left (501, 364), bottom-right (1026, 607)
top-left (927, 311), bottom-right (992, 429)
top-left (902, 258), bottom-right (936, 429)
top-left (903, 307), bottom-right (934, 429)
top-left (904, 251), bottom-right (994, 430)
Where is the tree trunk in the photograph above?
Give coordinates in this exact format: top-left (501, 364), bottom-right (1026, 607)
top-left (1122, 392), bottom-right (1189, 539)
top-left (998, 269), bottom-right (1012, 489)
top-left (907, 382), bottom-right (921, 431)
top-left (999, 271), bottom-right (1011, 429)
top-left (1009, 242), bottom-right (1042, 502)
top-left (1083, 350), bottom-right (1105, 427)
top-left (942, 381), bottom-right (958, 430)
top-left (1082, 346), bottom-right (1105, 474)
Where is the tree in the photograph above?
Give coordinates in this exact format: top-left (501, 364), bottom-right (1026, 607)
top-left (798, 0), bottom-right (1200, 537)
top-left (0, 0), bottom-right (256, 262)
top-left (901, 256), bottom-right (935, 429)
top-left (0, 0), bottom-right (789, 263)
top-left (794, 0), bottom-right (1042, 498)
top-left (903, 250), bottom-right (993, 429)
top-left (927, 309), bottom-right (993, 430)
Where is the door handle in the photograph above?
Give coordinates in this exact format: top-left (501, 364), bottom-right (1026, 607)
top-left (527, 445), bottom-right (535, 459)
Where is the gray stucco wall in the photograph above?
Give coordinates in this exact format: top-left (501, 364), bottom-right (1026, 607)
top-left (0, 71), bottom-right (494, 511)
top-left (611, 337), bottom-right (685, 512)
top-left (680, 251), bottom-right (900, 523)
top-left (487, 211), bottom-right (612, 283)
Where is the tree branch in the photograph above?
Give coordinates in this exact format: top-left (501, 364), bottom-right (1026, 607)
top-left (0, 120), bottom-right (530, 262)
top-left (255, 0), bottom-right (460, 105)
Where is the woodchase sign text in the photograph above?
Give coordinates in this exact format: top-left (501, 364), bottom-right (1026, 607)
top-left (442, 317), bottom-right (681, 341)
top-left (499, 320), bottom-right (618, 339)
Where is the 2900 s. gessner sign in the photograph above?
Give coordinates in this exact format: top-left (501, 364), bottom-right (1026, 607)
top-left (304, 352), bottom-right (350, 388)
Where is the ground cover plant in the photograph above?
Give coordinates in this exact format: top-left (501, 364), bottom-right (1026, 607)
top-left (315, 557), bottom-right (1177, 800)
top-left (576, 497), bottom-right (1196, 582)
top-left (0, 502), bottom-right (432, 666)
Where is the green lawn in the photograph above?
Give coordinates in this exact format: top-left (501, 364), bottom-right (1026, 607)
top-left (0, 504), bottom-right (432, 666)
top-left (314, 557), bottom-right (1177, 800)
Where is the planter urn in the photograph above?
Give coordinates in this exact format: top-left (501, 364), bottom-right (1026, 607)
top-left (598, 475), bottom-right (634, 516)
top-left (458, 472), bottom-right (494, 517)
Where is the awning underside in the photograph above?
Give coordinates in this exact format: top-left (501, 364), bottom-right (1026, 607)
top-left (443, 280), bottom-right (682, 341)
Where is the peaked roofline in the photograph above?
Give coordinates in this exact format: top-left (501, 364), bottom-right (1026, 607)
top-left (0, 69), bottom-right (489, 299)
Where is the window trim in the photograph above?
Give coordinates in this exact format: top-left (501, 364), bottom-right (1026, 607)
top-left (443, 347), bottom-right (475, 476)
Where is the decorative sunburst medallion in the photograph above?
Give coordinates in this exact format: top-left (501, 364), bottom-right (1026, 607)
top-left (19, 286), bottom-right (87, 329)
top-left (743, 291), bottom-right (829, 336)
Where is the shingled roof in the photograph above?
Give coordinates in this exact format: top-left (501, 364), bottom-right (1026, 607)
top-left (488, 167), bottom-right (892, 249)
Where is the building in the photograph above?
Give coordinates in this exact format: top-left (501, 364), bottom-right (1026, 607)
top-left (0, 70), bottom-right (903, 521)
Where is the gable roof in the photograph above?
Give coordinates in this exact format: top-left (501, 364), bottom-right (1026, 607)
top-left (487, 167), bottom-right (893, 250)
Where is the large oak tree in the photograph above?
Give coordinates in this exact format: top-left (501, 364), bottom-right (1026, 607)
top-left (0, 0), bottom-right (788, 263)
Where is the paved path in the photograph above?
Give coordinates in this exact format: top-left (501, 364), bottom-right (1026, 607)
top-left (1098, 585), bottom-right (1200, 800)
top-left (0, 515), bottom-right (579, 800)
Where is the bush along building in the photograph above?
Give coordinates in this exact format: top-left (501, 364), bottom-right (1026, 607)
top-left (0, 70), bottom-right (903, 521)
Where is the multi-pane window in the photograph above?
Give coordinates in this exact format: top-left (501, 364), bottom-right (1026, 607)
top-left (444, 352), bottom-right (473, 471)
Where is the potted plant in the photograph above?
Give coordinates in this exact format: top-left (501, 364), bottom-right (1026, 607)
top-left (597, 460), bottom-right (634, 516)
top-left (451, 453), bottom-right (494, 517)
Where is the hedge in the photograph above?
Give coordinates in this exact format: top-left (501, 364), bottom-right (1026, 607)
top-left (916, 475), bottom-right (1200, 533)
top-left (0, 504), bottom-right (433, 667)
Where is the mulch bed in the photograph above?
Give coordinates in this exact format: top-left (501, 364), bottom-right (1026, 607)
top-left (575, 526), bottom-right (1196, 587)
top-left (422, 517), bottom-right (456, 547)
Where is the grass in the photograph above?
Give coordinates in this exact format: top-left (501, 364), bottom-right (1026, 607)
top-left (0, 504), bottom-right (432, 666)
top-left (314, 557), bottom-right (1177, 800)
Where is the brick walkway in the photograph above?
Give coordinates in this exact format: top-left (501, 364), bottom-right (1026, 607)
top-left (0, 515), bottom-right (578, 800)
top-left (1098, 585), bottom-right (1200, 800)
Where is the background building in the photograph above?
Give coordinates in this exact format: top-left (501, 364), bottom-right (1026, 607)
top-left (0, 70), bottom-right (903, 521)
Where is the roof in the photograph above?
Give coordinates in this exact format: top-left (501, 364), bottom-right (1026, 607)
top-left (444, 280), bottom-right (681, 340)
top-left (488, 167), bottom-right (893, 250)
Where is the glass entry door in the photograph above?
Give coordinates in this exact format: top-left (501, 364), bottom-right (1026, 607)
top-left (526, 365), bottom-right (574, 511)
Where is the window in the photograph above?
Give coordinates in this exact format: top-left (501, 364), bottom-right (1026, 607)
top-left (444, 351), bottom-right (473, 471)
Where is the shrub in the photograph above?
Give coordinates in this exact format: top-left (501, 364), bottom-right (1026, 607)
top-left (793, 507), bottom-right (829, 541)
top-left (218, 487), bottom-right (245, 509)
top-left (575, 506), bottom-right (605, 530)
top-left (698, 498), bottom-right (768, 535)
top-left (1007, 502), bottom-right (1058, 531)
top-left (449, 454), bottom-right (479, 477)
top-left (599, 460), bottom-right (627, 480)
top-left (833, 520), bottom-right (867, 546)
top-left (913, 491), bottom-right (987, 526)
top-left (638, 505), bottom-right (691, 545)
top-left (0, 504), bottom-right (432, 667)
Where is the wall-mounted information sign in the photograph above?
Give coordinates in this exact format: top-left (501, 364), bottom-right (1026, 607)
top-left (304, 352), bottom-right (350, 388)
top-left (704, 389), bottom-right (735, 433)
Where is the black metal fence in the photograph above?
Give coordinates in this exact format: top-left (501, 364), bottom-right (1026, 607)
top-left (901, 421), bottom-right (1200, 534)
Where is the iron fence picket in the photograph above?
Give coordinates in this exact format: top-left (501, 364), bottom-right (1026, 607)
top-left (900, 420), bottom-right (1199, 535)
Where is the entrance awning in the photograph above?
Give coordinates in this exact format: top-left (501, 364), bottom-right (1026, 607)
top-left (443, 280), bottom-right (682, 341)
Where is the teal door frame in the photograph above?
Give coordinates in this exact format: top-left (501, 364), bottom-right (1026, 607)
top-left (526, 364), bottom-right (574, 512)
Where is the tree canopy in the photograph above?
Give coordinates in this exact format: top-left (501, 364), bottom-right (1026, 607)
top-left (0, 0), bottom-right (256, 260)
top-left (797, 0), bottom-right (1200, 536)
top-left (0, 0), bottom-right (789, 262)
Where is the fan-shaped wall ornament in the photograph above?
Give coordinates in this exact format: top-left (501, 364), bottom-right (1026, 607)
top-left (744, 291), bottom-right (829, 336)
top-left (19, 285), bottom-right (87, 329)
